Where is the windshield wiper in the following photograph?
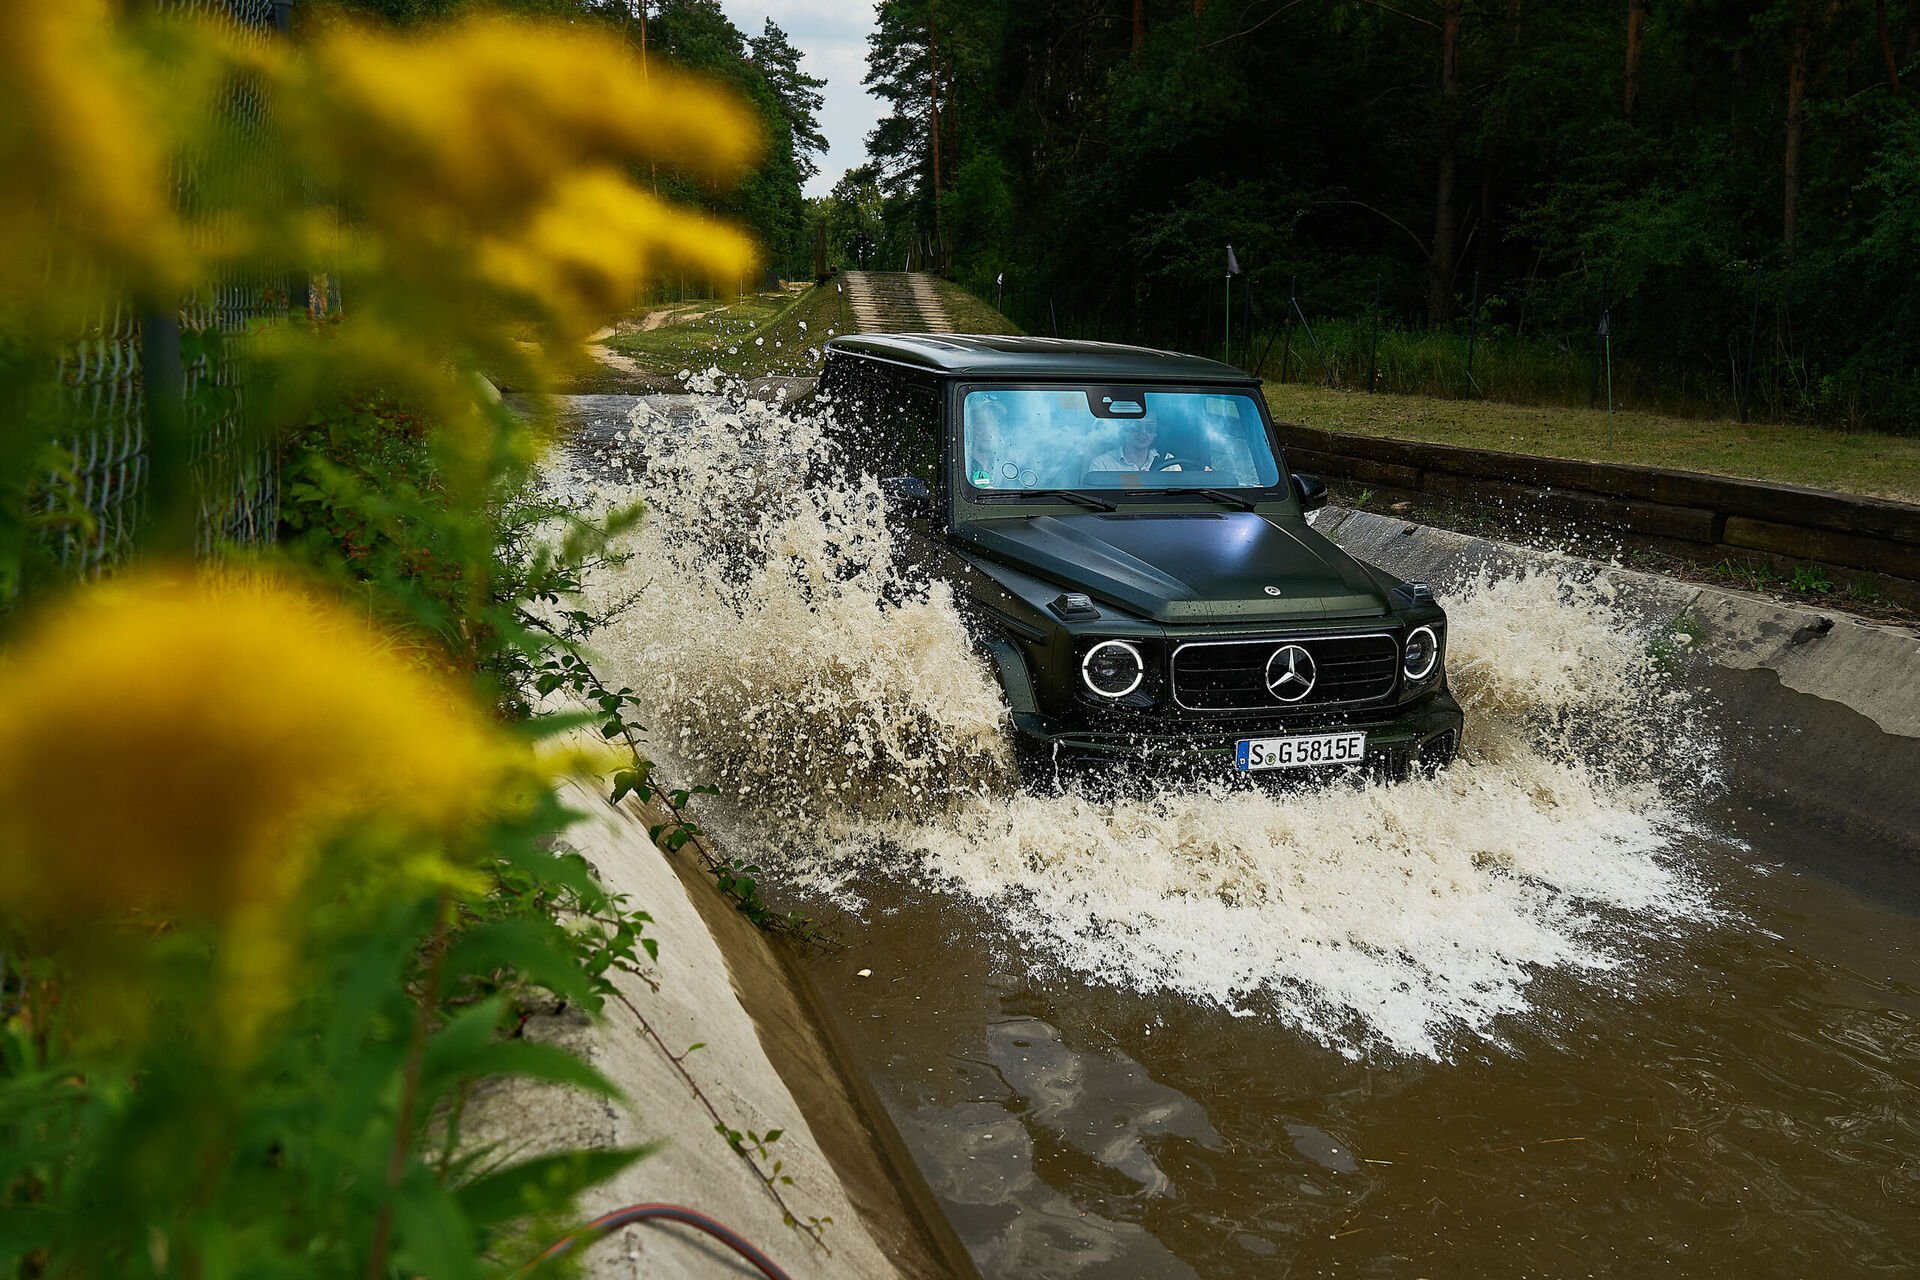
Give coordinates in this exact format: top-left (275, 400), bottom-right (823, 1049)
top-left (1159, 486), bottom-right (1259, 511)
top-left (1029, 489), bottom-right (1117, 512)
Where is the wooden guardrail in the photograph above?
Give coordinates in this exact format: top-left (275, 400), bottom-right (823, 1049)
top-left (1273, 423), bottom-right (1920, 603)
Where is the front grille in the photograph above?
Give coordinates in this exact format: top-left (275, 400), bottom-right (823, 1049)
top-left (1171, 633), bottom-right (1399, 711)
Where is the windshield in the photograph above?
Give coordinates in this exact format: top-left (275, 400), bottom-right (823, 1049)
top-left (961, 387), bottom-right (1283, 492)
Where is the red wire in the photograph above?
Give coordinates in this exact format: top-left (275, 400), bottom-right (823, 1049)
top-left (521, 1202), bottom-right (793, 1280)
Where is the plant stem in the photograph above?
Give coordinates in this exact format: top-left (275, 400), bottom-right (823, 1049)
top-left (607, 986), bottom-right (828, 1251)
top-left (365, 891), bottom-right (454, 1280)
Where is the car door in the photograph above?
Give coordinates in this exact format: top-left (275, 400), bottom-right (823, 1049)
top-left (873, 366), bottom-right (949, 576)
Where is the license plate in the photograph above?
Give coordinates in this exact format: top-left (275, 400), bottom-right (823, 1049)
top-left (1235, 731), bottom-right (1367, 771)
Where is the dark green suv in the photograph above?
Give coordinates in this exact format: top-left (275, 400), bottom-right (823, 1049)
top-left (816, 334), bottom-right (1462, 780)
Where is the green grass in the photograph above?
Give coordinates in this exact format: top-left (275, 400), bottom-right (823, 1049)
top-left (1264, 382), bottom-right (1920, 504)
top-left (602, 285), bottom-right (861, 378)
top-left (936, 279), bottom-right (1024, 335)
top-left (601, 274), bottom-right (1019, 380)
top-left (602, 291), bottom-right (797, 373)
top-left (1249, 318), bottom-right (1791, 420)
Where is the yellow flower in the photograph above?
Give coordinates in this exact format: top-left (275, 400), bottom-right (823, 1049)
top-left (477, 168), bottom-right (759, 340)
top-left (0, 569), bottom-right (515, 933)
top-left (0, 0), bottom-right (194, 305)
top-left (293, 17), bottom-right (761, 218)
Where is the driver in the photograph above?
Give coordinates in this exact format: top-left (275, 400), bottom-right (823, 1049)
top-left (1088, 414), bottom-right (1168, 472)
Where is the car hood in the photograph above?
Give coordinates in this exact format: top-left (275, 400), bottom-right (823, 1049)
top-left (960, 512), bottom-right (1392, 624)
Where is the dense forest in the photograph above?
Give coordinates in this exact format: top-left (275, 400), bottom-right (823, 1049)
top-left (833, 0), bottom-right (1920, 429)
top-left (321, 0), bottom-right (826, 283)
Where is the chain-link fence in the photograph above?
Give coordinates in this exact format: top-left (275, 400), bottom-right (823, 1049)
top-left (47, 0), bottom-right (289, 577)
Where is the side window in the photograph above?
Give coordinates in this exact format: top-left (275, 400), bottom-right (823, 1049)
top-left (818, 353), bottom-right (886, 473)
top-left (817, 355), bottom-right (941, 491)
top-left (862, 368), bottom-right (939, 490)
top-left (898, 379), bottom-right (941, 490)
top-left (816, 350), bottom-right (850, 402)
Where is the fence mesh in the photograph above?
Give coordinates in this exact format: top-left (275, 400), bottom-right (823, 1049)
top-left (47, 0), bottom-right (287, 576)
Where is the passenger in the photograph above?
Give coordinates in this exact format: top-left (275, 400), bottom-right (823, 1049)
top-left (967, 397), bottom-right (1018, 487)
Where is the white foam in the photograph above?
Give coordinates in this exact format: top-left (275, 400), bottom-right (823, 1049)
top-left (551, 389), bottom-right (1721, 1060)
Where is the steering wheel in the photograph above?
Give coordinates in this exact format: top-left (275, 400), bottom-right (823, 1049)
top-left (1151, 455), bottom-right (1209, 473)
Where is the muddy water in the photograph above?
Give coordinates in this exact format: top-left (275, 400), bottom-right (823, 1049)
top-left (799, 821), bottom-right (1920, 1277)
top-left (553, 393), bottom-right (1920, 1277)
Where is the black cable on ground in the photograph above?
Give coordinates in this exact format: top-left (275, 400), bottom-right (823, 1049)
top-left (521, 1202), bottom-right (793, 1279)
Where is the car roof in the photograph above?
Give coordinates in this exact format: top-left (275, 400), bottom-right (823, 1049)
top-left (825, 333), bottom-right (1256, 384)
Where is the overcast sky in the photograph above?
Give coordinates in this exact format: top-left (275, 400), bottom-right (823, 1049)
top-left (718, 0), bottom-right (881, 199)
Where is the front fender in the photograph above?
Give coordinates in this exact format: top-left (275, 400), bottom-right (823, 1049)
top-left (979, 633), bottom-right (1041, 718)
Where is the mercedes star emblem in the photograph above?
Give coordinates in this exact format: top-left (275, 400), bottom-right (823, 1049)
top-left (1264, 644), bottom-right (1317, 702)
top-left (1263, 585), bottom-right (1284, 596)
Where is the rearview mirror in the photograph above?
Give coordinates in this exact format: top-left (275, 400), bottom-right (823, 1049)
top-left (1291, 472), bottom-right (1328, 512)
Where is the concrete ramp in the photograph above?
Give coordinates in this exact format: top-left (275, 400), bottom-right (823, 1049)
top-left (843, 271), bottom-right (953, 333)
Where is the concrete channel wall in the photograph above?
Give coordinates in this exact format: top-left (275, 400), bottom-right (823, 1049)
top-left (1317, 505), bottom-right (1920, 880)
top-left (462, 738), bottom-right (977, 1280)
top-left (1278, 424), bottom-right (1920, 608)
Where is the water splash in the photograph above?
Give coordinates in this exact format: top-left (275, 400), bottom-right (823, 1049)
top-left (553, 387), bottom-right (1719, 1059)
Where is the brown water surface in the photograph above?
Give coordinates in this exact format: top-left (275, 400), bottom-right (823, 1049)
top-left (792, 810), bottom-right (1920, 1277)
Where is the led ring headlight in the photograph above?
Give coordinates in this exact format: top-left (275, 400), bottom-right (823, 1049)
top-left (1081, 639), bottom-right (1145, 699)
top-left (1403, 625), bottom-right (1440, 681)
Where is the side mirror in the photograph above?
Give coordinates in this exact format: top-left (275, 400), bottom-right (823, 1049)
top-left (1290, 472), bottom-right (1329, 512)
top-left (881, 474), bottom-right (934, 519)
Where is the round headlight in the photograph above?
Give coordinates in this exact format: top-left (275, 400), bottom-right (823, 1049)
top-left (1081, 639), bottom-right (1145, 698)
top-left (1403, 625), bottom-right (1440, 681)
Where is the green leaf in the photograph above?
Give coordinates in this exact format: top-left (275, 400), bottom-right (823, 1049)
top-left (418, 996), bottom-right (509, 1104)
top-left (390, 1165), bottom-right (480, 1280)
top-left (442, 917), bottom-right (594, 1006)
top-left (453, 1040), bottom-right (625, 1102)
top-left (454, 1146), bottom-right (659, 1228)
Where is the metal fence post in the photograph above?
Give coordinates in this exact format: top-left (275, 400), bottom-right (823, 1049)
top-left (1601, 307), bottom-right (1615, 449)
top-left (1368, 272), bottom-right (1381, 393)
top-left (137, 309), bottom-right (196, 557)
top-left (1741, 264), bottom-right (1762, 422)
top-left (1464, 269), bottom-right (1481, 396)
top-left (1292, 292), bottom-right (1334, 387)
top-left (1590, 301), bottom-right (1604, 409)
top-left (1279, 276), bottom-right (1295, 382)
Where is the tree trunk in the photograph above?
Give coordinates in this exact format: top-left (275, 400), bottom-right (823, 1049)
top-left (1625, 0), bottom-right (1648, 120)
top-left (1783, 6), bottom-right (1809, 259)
top-left (1478, 0), bottom-right (1523, 282)
top-left (1875, 0), bottom-right (1901, 95)
top-left (1133, 0), bottom-right (1146, 68)
top-left (1426, 0), bottom-right (1463, 326)
top-left (928, 6), bottom-right (945, 268)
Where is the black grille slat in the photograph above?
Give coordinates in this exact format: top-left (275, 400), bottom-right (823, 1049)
top-left (1171, 634), bottom-right (1398, 710)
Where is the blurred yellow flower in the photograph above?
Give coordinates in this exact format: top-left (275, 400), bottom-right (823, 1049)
top-left (478, 168), bottom-right (759, 340)
top-left (0, 0), bottom-right (193, 305)
top-left (2, 4), bottom-right (763, 368)
top-left (294, 17), bottom-right (761, 218)
top-left (0, 570), bottom-right (515, 934)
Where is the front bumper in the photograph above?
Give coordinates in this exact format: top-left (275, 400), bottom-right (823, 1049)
top-left (1010, 686), bottom-right (1464, 780)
